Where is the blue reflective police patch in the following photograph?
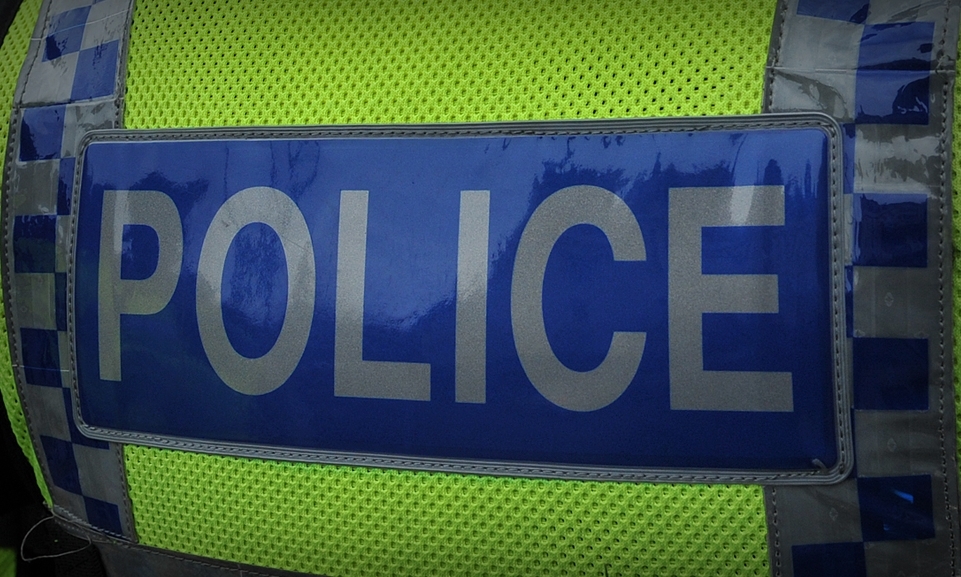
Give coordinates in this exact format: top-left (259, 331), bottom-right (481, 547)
top-left (68, 116), bottom-right (850, 483)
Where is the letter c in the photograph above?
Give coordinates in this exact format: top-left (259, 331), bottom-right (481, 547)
top-left (511, 185), bottom-right (646, 412)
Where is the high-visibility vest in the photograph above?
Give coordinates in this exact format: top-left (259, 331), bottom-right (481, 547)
top-left (1, 0), bottom-right (959, 575)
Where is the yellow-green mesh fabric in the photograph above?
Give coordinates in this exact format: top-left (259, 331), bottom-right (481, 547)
top-left (124, 0), bottom-right (770, 127)
top-left (0, 0), bottom-right (50, 506)
top-left (0, 547), bottom-right (14, 577)
top-left (123, 1), bottom-right (774, 575)
top-left (126, 449), bottom-right (768, 577)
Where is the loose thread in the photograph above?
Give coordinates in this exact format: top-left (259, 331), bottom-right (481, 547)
top-left (20, 515), bottom-right (92, 562)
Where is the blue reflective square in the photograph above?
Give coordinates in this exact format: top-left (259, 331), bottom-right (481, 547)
top-left (71, 41), bottom-right (119, 101)
top-left (859, 23), bottom-right (935, 71)
top-left (855, 22), bottom-right (934, 124)
top-left (44, 28), bottom-right (84, 62)
top-left (859, 475), bottom-right (935, 541)
top-left (23, 367), bottom-right (61, 388)
top-left (793, 542), bottom-right (866, 577)
top-left (852, 193), bottom-right (927, 267)
top-left (19, 106), bottom-right (65, 161)
top-left (20, 328), bottom-right (60, 387)
top-left (43, 6), bottom-right (90, 61)
top-left (58, 157), bottom-right (75, 216)
top-left (84, 496), bottom-right (123, 535)
top-left (40, 435), bottom-right (81, 493)
top-left (13, 215), bottom-right (57, 273)
top-left (796, 0), bottom-right (868, 23)
top-left (855, 70), bottom-right (930, 124)
top-left (61, 387), bottom-right (109, 449)
top-left (853, 338), bottom-right (927, 410)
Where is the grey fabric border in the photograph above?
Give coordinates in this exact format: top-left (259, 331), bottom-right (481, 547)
top-left (64, 113), bottom-right (853, 485)
top-left (52, 514), bottom-right (324, 577)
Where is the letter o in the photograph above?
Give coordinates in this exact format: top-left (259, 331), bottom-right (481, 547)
top-left (196, 187), bottom-right (315, 395)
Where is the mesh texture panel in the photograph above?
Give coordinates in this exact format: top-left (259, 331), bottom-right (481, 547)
top-left (126, 448), bottom-right (769, 577)
top-left (124, 0), bottom-right (772, 127)
top-left (0, 0), bottom-right (50, 506)
top-left (122, 1), bottom-right (775, 575)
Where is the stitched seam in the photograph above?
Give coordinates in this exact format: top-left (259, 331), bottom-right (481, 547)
top-left (112, 1), bottom-right (135, 127)
top-left (828, 109), bottom-right (849, 486)
top-left (764, 0), bottom-right (789, 113)
top-left (111, 2), bottom-right (135, 541)
top-left (770, 488), bottom-right (782, 577)
top-left (63, 429), bottom-right (840, 482)
top-left (114, 443), bottom-right (137, 542)
top-left (935, 1), bottom-right (958, 571)
top-left (74, 118), bottom-right (833, 142)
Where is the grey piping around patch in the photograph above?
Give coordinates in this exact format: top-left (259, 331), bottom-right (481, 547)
top-left (64, 113), bottom-right (852, 485)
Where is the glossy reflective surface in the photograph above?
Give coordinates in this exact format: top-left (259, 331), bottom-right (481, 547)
top-left (73, 122), bottom-right (840, 476)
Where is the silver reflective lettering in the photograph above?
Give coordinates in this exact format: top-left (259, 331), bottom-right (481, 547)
top-left (668, 185), bottom-right (793, 412)
top-left (196, 186), bottom-right (315, 396)
top-left (456, 190), bottom-right (490, 403)
top-left (335, 190), bottom-right (431, 401)
top-left (99, 190), bottom-right (183, 381)
top-left (511, 185), bottom-right (647, 412)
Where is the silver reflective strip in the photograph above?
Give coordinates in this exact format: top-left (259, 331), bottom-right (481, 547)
top-left (334, 190), bottom-right (432, 401)
top-left (455, 190), bottom-right (490, 404)
top-left (763, 0), bottom-right (961, 575)
top-left (2, 0), bottom-right (136, 540)
top-left (667, 185), bottom-right (793, 412)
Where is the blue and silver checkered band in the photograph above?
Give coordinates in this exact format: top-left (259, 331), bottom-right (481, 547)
top-left (3, 0), bottom-right (136, 539)
top-left (764, 0), bottom-right (961, 575)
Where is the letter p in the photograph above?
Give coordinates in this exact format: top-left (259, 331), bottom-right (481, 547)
top-left (98, 190), bottom-right (183, 381)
